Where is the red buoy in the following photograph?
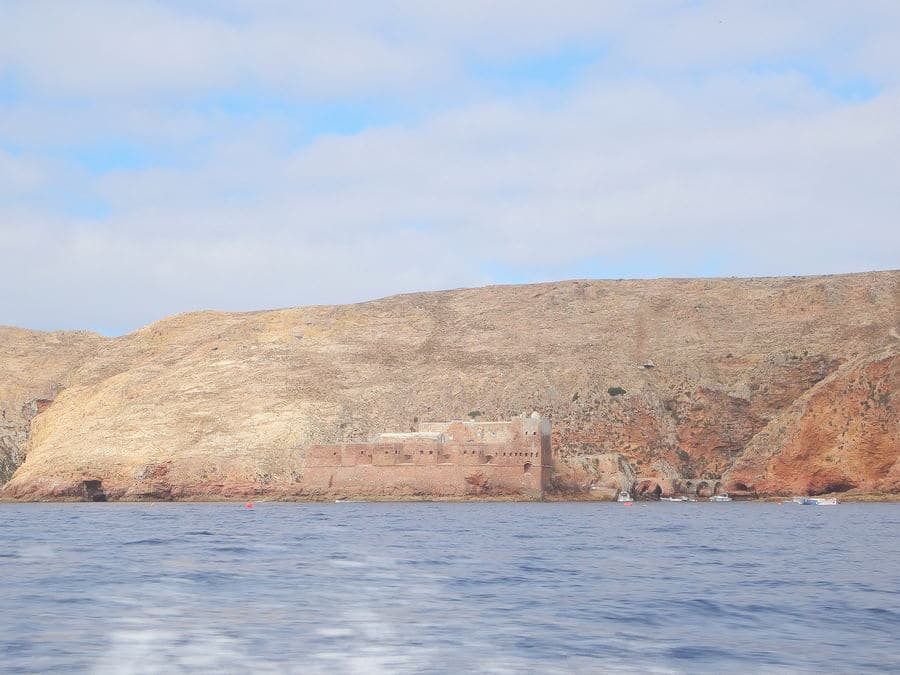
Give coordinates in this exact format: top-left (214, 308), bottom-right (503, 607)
top-left (246, 501), bottom-right (253, 509)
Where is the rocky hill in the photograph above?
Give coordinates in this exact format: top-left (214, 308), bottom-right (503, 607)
top-left (0, 327), bottom-right (104, 484)
top-left (1, 270), bottom-right (897, 500)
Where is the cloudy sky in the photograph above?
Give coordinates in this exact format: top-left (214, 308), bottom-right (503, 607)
top-left (1, 1), bottom-right (898, 334)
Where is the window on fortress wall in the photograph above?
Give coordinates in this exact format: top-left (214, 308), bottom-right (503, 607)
top-left (524, 463), bottom-right (532, 473)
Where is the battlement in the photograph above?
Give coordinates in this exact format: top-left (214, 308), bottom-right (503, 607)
top-left (303, 413), bottom-right (551, 496)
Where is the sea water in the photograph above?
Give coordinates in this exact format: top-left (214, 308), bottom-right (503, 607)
top-left (0, 502), bottom-right (897, 673)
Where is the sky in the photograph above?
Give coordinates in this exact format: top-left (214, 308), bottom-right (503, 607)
top-left (1, 1), bottom-right (898, 335)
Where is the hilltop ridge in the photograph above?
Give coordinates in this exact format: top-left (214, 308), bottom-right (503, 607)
top-left (1, 270), bottom-right (897, 500)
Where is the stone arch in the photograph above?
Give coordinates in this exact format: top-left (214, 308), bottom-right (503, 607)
top-left (635, 480), bottom-right (662, 500)
top-left (523, 462), bottom-right (532, 474)
top-left (696, 481), bottom-right (712, 497)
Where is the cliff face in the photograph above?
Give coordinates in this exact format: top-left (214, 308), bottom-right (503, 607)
top-left (726, 352), bottom-right (898, 496)
top-left (1, 270), bottom-right (897, 500)
top-left (0, 328), bottom-right (104, 484)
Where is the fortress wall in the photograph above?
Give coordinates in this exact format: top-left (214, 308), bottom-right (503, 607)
top-left (417, 421), bottom-right (451, 434)
top-left (449, 446), bottom-right (486, 466)
top-left (303, 442), bottom-right (547, 495)
top-left (302, 415), bottom-right (552, 496)
top-left (419, 420), bottom-right (525, 444)
top-left (306, 445), bottom-right (341, 465)
top-left (302, 461), bottom-right (543, 496)
top-left (341, 445), bottom-right (370, 466)
top-left (373, 444), bottom-right (401, 466)
top-left (306, 441), bottom-right (544, 467)
top-left (429, 420), bottom-right (517, 444)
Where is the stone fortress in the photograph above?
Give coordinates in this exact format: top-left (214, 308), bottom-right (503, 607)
top-left (303, 412), bottom-right (552, 497)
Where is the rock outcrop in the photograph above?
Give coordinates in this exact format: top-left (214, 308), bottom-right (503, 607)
top-left (725, 351), bottom-right (898, 496)
top-left (0, 328), bottom-right (103, 484)
top-left (1, 270), bottom-right (897, 500)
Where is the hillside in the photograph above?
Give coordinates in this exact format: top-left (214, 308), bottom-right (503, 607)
top-left (0, 327), bottom-right (104, 484)
top-left (2, 270), bottom-right (897, 500)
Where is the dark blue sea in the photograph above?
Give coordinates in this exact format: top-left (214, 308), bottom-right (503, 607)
top-left (1, 502), bottom-right (898, 673)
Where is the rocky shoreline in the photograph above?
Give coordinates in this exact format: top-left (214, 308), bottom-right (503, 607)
top-left (2, 485), bottom-right (897, 504)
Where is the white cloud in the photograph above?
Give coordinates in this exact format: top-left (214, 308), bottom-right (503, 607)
top-left (0, 1), bottom-right (898, 333)
top-left (0, 149), bottom-right (48, 196)
top-left (5, 73), bottom-right (898, 332)
top-left (4, 1), bottom-right (897, 101)
top-left (0, 0), bottom-right (448, 98)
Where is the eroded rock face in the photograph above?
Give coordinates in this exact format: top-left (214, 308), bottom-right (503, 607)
top-left (0, 328), bottom-right (103, 483)
top-left (1, 271), bottom-right (898, 500)
top-left (554, 452), bottom-right (636, 497)
top-left (634, 480), bottom-right (662, 500)
top-left (725, 352), bottom-right (899, 496)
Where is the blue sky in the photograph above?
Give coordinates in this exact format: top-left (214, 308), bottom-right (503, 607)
top-left (1, 1), bottom-right (898, 334)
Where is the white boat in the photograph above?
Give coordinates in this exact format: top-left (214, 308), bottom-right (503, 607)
top-left (617, 491), bottom-right (633, 502)
top-left (794, 496), bottom-right (838, 506)
top-left (708, 493), bottom-right (733, 502)
top-left (813, 497), bottom-right (838, 505)
top-left (660, 496), bottom-right (691, 502)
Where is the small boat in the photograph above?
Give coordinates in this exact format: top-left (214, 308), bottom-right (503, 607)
top-left (708, 493), bottom-right (733, 502)
top-left (660, 496), bottom-right (691, 502)
top-left (795, 497), bottom-right (838, 506)
top-left (812, 497), bottom-right (838, 506)
top-left (617, 491), bottom-right (633, 503)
